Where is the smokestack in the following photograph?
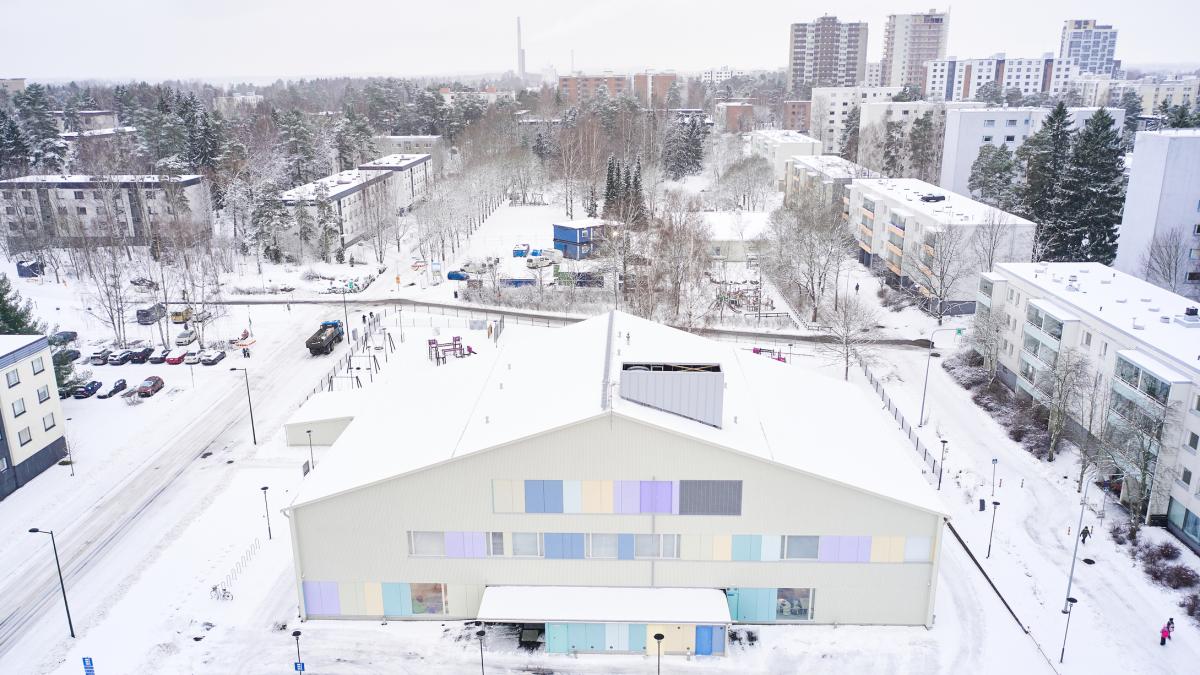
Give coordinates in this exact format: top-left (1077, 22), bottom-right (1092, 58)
top-left (516, 17), bottom-right (526, 83)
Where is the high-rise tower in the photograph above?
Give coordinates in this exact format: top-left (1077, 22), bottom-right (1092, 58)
top-left (517, 17), bottom-right (527, 83)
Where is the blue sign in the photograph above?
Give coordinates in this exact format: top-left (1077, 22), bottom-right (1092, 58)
top-left (82, 657), bottom-right (95, 675)
top-left (294, 663), bottom-right (305, 672)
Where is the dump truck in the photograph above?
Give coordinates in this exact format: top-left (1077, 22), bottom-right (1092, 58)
top-left (305, 320), bottom-right (344, 355)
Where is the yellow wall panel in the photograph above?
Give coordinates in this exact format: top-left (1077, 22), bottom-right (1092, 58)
top-left (362, 582), bottom-right (384, 616)
top-left (511, 480), bottom-right (525, 512)
top-left (712, 535), bottom-right (732, 561)
top-left (599, 480), bottom-right (614, 513)
top-left (582, 480), bottom-right (604, 513)
top-left (870, 536), bottom-right (890, 563)
top-left (888, 536), bottom-right (905, 563)
top-left (647, 624), bottom-right (695, 654)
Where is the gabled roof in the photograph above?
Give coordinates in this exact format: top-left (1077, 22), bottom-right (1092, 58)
top-left (288, 312), bottom-right (945, 516)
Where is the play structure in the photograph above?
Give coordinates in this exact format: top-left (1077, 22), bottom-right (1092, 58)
top-left (427, 336), bottom-right (477, 365)
top-left (751, 346), bottom-right (788, 363)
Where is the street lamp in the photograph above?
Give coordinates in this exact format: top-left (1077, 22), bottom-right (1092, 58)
top-left (260, 487), bottom-right (272, 540)
top-left (938, 440), bottom-right (948, 491)
top-left (1059, 597), bottom-right (1078, 663)
top-left (919, 327), bottom-right (964, 427)
top-left (1063, 474), bottom-right (1096, 613)
top-left (476, 628), bottom-right (486, 674)
top-left (306, 429), bottom-right (315, 471)
top-left (292, 630), bottom-right (302, 665)
top-left (29, 528), bottom-right (74, 638)
top-left (654, 632), bottom-right (665, 675)
top-left (986, 501), bottom-right (1001, 559)
top-left (229, 367), bottom-right (257, 445)
top-left (991, 458), bottom-right (999, 496)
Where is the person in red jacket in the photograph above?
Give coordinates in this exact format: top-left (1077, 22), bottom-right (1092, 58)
top-left (1161, 624), bottom-right (1171, 646)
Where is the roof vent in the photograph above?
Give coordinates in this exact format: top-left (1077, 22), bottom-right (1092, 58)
top-left (1148, 306), bottom-right (1159, 312)
top-left (1100, 279), bottom-right (1112, 284)
top-left (1160, 316), bottom-right (1171, 323)
top-left (1140, 297), bottom-right (1152, 303)
top-left (1116, 297), bottom-right (1127, 303)
top-left (1186, 307), bottom-right (1198, 317)
top-left (619, 363), bottom-right (724, 428)
top-left (1132, 319), bottom-right (1145, 330)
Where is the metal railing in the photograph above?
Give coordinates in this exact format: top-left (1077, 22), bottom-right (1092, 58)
top-left (860, 362), bottom-right (940, 479)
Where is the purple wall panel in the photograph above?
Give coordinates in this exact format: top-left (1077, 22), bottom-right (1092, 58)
top-left (466, 531), bottom-right (487, 558)
top-left (653, 481), bottom-right (672, 513)
top-left (818, 536), bottom-right (839, 562)
top-left (616, 481), bottom-right (640, 513)
top-left (639, 481), bottom-right (656, 513)
top-left (445, 532), bottom-right (466, 558)
top-left (837, 536), bottom-right (859, 562)
top-left (320, 581), bottom-right (340, 615)
top-left (856, 536), bottom-right (872, 562)
top-left (672, 480), bottom-right (680, 514)
top-left (303, 581), bottom-right (324, 615)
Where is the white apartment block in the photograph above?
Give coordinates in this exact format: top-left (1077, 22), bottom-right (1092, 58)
top-left (1060, 19), bottom-right (1120, 77)
top-left (213, 93), bottom-right (264, 115)
top-left (747, 130), bottom-right (821, 185)
top-left (0, 78), bottom-right (26, 95)
top-left (783, 154), bottom-right (878, 213)
top-left (939, 106), bottom-right (1124, 196)
top-left (281, 169), bottom-right (396, 252)
top-left (981, 262), bottom-right (1200, 552)
top-left (1074, 75), bottom-right (1200, 114)
top-left (357, 154), bottom-right (433, 213)
top-left (863, 63), bottom-right (882, 87)
top-left (50, 110), bottom-right (118, 133)
top-left (925, 53), bottom-right (1079, 103)
top-left (0, 335), bottom-right (67, 499)
top-left (810, 86), bottom-right (904, 154)
top-left (787, 16), bottom-right (868, 92)
top-left (373, 135), bottom-right (449, 176)
top-left (881, 10), bottom-right (949, 90)
top-left (1114, 130), bottom-right (1200, 284)
top-left (0, 174), bottom-right (211, 251)
top-left (700, 67), bottom-right (746, 85)
top-left (859, 100), bottom-right (985, 132)
top-left (847, 178), bottom-right (1035, 313)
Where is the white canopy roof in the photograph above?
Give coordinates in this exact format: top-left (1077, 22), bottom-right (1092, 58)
top-left (476, 586), bottom-right (732, 624)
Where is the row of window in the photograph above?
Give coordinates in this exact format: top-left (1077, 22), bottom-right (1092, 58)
top-left (3, 205), bottom-right (170, 217)
top-left (1, 189), bottom-right (160, 200)
top-left (5, 355), bottom-right (45, 388)
top-left (492, 479), bottom-right (743, 516)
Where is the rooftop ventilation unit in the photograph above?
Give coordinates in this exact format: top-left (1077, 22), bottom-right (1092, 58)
top-left (619, 363), bottom-right (724, 428)
top-left (1174, 308), bottom-right (1200, 328)
top-left (920, 194), bottom-right (945, 203)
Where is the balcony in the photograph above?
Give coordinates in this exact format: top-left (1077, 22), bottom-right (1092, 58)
top-left (1024, 317), bottom-right (1061, 345)
top-left (977, 290), bottom-right (991, 307)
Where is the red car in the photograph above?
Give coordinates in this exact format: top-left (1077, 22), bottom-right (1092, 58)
top-left (165, 349), bottom-right (188, 365)
top-left (137, 376), bottom-right (164, 397)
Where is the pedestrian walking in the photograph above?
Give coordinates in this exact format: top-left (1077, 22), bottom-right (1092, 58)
top-left (854, 283), bottom-right (860, 294)
top-left (1161, 625), bottom-right (1171, 646)
top-left (1168, 618), bottom-right (1175, 638)
top-left (1080, 526), bottom-right (1091, 544)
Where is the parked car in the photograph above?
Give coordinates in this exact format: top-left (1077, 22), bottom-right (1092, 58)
top-left (130, 347), bottom-right (155, 364)
top-left (193, 309), bottom-right (213, 323)
top-left (165, 349), bottom-right (188, 365)
top-left (183, 349), bottom-right (202, 365)
top-left (148, 347), bottom-right (171, 364)
top-left (447, 270), bottom-right (470, 281)
top-left (107, 350), bottom-right (134, 365)
top-left (175, 330), bottom-right (197, 346)
top-left (130, 277), bottom-right (159, 290)
top-left (137, 376), bottom-right (164, 397)
top-left (58, 387), bottom-right (72, 399)
top-left (53, 349), bottom-right (81, 366)
top-left (73, 381), bottom-right (103, 398)
top-left (89, 349), bottom-right (113, 365)
top-left (171, 307), bottom-right (193, 324)
top-left (200, 349), bottom-right (226, 365)
top-left (48, 331), bottom-right (78, 346)
top-left (97, 379), bottom-right (127, 399)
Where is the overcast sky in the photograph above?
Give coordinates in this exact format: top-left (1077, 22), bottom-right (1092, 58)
top-left (2, 0), bottom-right (1195, 84)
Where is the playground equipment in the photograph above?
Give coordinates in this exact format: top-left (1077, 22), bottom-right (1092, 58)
top-left (427, 336), bottom-right (476, 365)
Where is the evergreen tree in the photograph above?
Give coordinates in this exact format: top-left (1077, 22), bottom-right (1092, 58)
top-left (1118, 91), bottom-right (1142, 151)
top-left (250, 184), bottom-right (293, 264)
top-left (0, 274), bottom-right (44, 334)
top-left (61, 99), bottom-right (82, 133)
top-left (0, 109), bottom-right (31, 178)
top-left (662, 118), bottom-right (706, 181)
top-left (314, 182), bottom-right (338, 262)
top-left (1061, 108), bottom-right (1125, 264)
top-left (531, 130), bottom-right (552, 163)
top-left (13, 83), bottom-right (67, 172)
top-left (627, 157), bottom-right (648, 226)
top-left (665, 83), bottom-right (682, 109)
top-left (278, 110), bottom-right (318, 186)
top-left (190, 109), bottom-right (223, 172)
top-left (602, 155), bottom-right (618, 218)
top-left (891, 85), bottom-right (921, 102)
top-left (1166, 103), bottom-right (1194, 129)
top-left (294, 203), bottom-right (315, 260)
top-left (967, 145), bottom-right (1016, 208)
top-left (839, 105), bottom-right (860, 161)
top-left (973, 81), bottom-right (1003, 105)
top-left (907, 111), bottom-right (938, 182)
top-left (1016, 102), bottom-right (1074, 260)
top-left (583, 185), bottom-right (599, 218)
top-left (881, 121), bottom-right (906, 177)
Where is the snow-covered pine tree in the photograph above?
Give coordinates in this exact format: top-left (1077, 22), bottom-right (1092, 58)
top-left (190, 109), bottom-right (223, 173)
top-left (1061, 108), bottom-right (1125, 264)
top-left (13, 83), bottom-right (67, 173)
top-left (628, 157), bottom-right (648, 227)
top-left (967, 145), bottom-right (1016, 209)
top-left (839, 105), bottom-right (860, 161)
top-left (1117, 91), bottom-right (1142, 152)
top-left (250, 184), bottom-right (293, 266)
top-left (61, 99), bottom-right (82, 134)
top-left (584, 185), bottom-right (599, 218)
top-left (1016, 102), bottom-right (1074, 260)
top-left (881, 120), bottom-right (906, 177)
top-left (278, 110), bottom-right (318, 186)
top-left (602, 155), bottom-right (620, 218)
top-left (0, 110), bottom-right (31, 178)
top-left (314, 182), bottom-right (338, 262)
top-left (907, 111), bottom-right (938, 183)
top-left (294, 203), bottom-right (315, 261)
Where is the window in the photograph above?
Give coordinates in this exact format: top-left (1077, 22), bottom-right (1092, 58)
top-left (12, 398), bottom-right (25, 417)
top-left (487, 532), bottom-right (504, 556)
top-left (776, 588), bottom-right (814, 621)
top-left (1082, 332), bottom-right (1092, 347)
top-left (93, 191), bottom-right (102, 199)
top-left (77, 207), bottom-right (87, 216)
top-left (984, 119), bottom-right (996, 127)
top-left (0, 456), bottom-right (6, 471)
top-left (407, 531), bottom-right (446, 557)
top-left (512, 532), bottom-right (543, 557)
top-left (73, 191), bottom-right (84, 199)
top-left (37, 385), bottom-right (49, 403)
top-left (43, 412), bottom-right (55, 431)
top-left (31, 356), bottom-right (44, 375)
top-left (587, 533), bottom-right (619, 559)
top-left (633, 534), bottom-right (680, 559)
top-left (783, 535), bottom-right (819, 559)
top-left (18, 427), bottom-right (31, 446)
top-left (1005, 135), bottom-right (1016, 142)
top-left (1006, 119), bottom-right (1017, 127)
top-left (1188, 432), bottom-right (1199, 452)
top-left (145, 191), bottom-right (156, 200)
top-left (983, 135), bottom-right (993, 143)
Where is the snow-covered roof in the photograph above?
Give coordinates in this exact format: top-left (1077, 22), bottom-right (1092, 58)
top-left (280, 170), bottom-right (389, 203)
top-left (997, 262), bottom-right (1200, 378)
top-left (284, 390), bottom-right (366, 428)
top-left (0, 174), bottom-right (202, 186)
top-left (356, 154), bottom-right (431, 171)
top-left (477, 586), bottom-right (732, 624)
top-left (705, 211), bottom-right (770, 242)
top-left (850, 178), bottom-right (1035, 227)
top-left (288, 312), bottom-right (946, 516)
top-left (750, 129), bottom-right (820, 145)
top-left (789, 154), bottom-right (878, 181)
top-left (1027, 297), bottom-right (1080, 323)
top-left (554, 217), bottom-right (607, 230)
top-left (59, 126), bottom-right (136, 140)
top-left (0, 334), bottom-right (45, 357)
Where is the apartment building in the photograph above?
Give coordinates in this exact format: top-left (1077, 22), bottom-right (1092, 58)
top-left (0, 335), bottom-right (67, 499)
top-left (786, 16), bottom-right (869, 92)
top-left (213, 93), bottom-right (264, 115)
top-left (1074, 75), bottom-right (1200, 113)
top-left (0, 174), bottom-right (211, 251)
top-left (784, 154), bottom-right (878, 212)
top-left (1114, 130), bottom-right (1200, 282)
top-left (356, 154), bottom-right (433, 214)
top-left (847, 179), bottom-right (1035, 313)
top-left (810, 86), bottom-right (904, 153)
top-left (859, 100), bottom-right (985, 132)
top-left (280, 169), bottom-right (395, 251)
top-left (373, 135), bottom-right (448, 176)
top-left (781, 101), bottom-right (812, 132)
top-left (283, 311), bottom-right (947, 646)
top-left (881, 10), bottom-right (949, 90)
top-left (700, 67), bottom-right (747, 85)
top-left (557, 74), bottom-right (630, 105)
top-left (50, 110), bottom-right (118, 133)
top-left (715, 102), bottom-right (755, 133)
top-left (748, 130), bottom-right (821, 184)
top-left (981, 263), bottom-right (1200, 552)
top-left (632, 72), bottom-right (678, 108)
top-left (1060, 19), bottom-right (1120, 77)
top-left (0, 78), bottom-right (26, 95)
top-left (939, 106), bottom-right (1124, 196)
top-left (925, 53), bottom-right (1079, 102)
top-left (863, 63), bottom-right (882, 87)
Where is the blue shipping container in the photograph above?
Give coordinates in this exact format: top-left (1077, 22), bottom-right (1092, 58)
top-left (553, 240), bottom-right (594, 260)
top-left (553, 224), bottom-right (600, 244)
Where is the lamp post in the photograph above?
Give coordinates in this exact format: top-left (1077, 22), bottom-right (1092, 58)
top-left (654, 632), bottom-right (665, 675)
top-left (306, 429), bottom-right (315, 471)
top-left (29, 528), bottom-right (74, 638)
top-left (938, 440), bottom-right (948, 491)
top-left (476, 628), bottom-right (486, 674)
top-left (1059, 597), bottom-right (1078, 663)
top-left (260, 486), bottom-right (272, 540)
top-left (341, 289), bottom-right (350, 333)
top-left (991, 458), bottom-right (998, 496)
top-left (918, 327), bottom-right (964, 427)
top-left (1063, 477), bottom-right (1093, 613)
top-left (229, 367), bottom-right (257, 445)
top-left (292, 630), bottom-right (302, 665)
top-left (986, 500), bottom-right (1001, 558)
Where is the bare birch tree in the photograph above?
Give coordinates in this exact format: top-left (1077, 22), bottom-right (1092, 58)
top-left (1140, 225), bottom-right (1197, 298)
top-left (816, 295), bottom-right (879, 380)
top-left (966, 304), bottom-right (1008, 384)
top-left (969, 209), bottom-right (1015, 273)
top-left (1101, 399), bottom-right (1181, 536)
top-left (901, 225), bottom-right (972, 325)
top-left (1032, 346), bottom-right (1091, 461)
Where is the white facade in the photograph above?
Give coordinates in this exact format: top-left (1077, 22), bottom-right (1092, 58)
top-left (863, 62), bottom-right (882, 87)
top-left (859, 100), bottom-right (984, 132)
top-left (0, 78), bottom-right (26, 94)
top-left (0, 174), bottom-right (212, 250)
top-left (747, 130), bottom-right (821, 184)
top-left (880, 11), bottom-right (949, 90)
top-left (700, 67), bottom-right (746, 85)
top-left (0, 336), bottom-right (66, 499)
top-left (1114, 130), bottom-right (1200, 283)
top-left (981, 263), bottom-right (1200, 552)
top-left (373, 135), bottom-right (448, 176)
top-left (1074, 75), bottom-right (1200, 113)
top-left (810, 86), bottom-right (904, 153)
top-left (283, 312), bottom-right (946, 639)
top-left (939, 106), bottom-right (1125, 196)
top-left (925, 53), bottom-right (1079, 102)
top-left (847, 178), bottom-right (1035, 309)
top-left (1060, 19), bottom-right (1120, 77)
top-left (357, 154), bottom-right (433, 213)
top-left (280, 170), bottom-right (396, 251)
top-left (784, 154), bottom-right (878, 211)
top-left (213, 93), bottom-right (264, 115)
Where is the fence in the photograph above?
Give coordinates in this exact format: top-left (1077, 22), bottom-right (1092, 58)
top-left (860, 362), bottom-right (940, 480)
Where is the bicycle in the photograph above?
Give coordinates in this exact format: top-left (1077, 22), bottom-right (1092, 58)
top-left (210, 584), bottom-right (233, 601)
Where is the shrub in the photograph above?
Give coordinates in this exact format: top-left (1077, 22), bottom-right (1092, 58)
top-left (1139, 542), bottom-right (1182, 565)
top-left (1108, 523), bottom-right (1128, 546)
top-left (1181, 593), bottom-right (1200, 621)
top-left (1163, 565), bottom-right (1200, 590)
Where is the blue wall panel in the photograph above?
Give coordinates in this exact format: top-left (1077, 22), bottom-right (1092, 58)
top-left (629, 624), bottom-right (647, 652)
top-left (524, 480), bottom-right (545, 513)
top-left (567, 623), bottom-right (587, 651)
top-left (543, 480), bottom-right (564, 513)
top-left (546, 623), bottom-right (569, 653)
top-left (585, 623), bottom-right (606, 651)
top-left (381, 583), bottom-right (412, 617)
top-left (618, 534), bottom-right (635, 560)
top-left (567, 533), bottom-right (585, 559)
top-left (695, 625), bottom-right (713, 655)
top-left (544, 533), bottom-right (564, 559)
